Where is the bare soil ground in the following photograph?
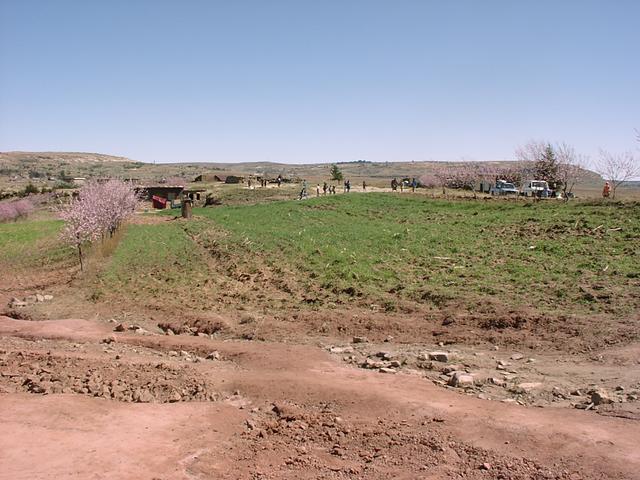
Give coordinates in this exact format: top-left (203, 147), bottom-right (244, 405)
top-left (1, 314), bottom-right (639, 479)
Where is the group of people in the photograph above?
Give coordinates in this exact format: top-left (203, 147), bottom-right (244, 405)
top-left (247, 175), bottom-right (283, 189)
top-left (391, 177), bottom-right (418, 192)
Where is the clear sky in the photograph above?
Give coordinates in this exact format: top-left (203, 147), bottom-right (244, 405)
top-left (0, 0), bottom-right (638, 165)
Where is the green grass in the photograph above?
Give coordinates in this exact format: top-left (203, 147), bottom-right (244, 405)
top-left (0, 218), bottom-right (70, 269)
top-left (190, 194), bottom-right (640, 314)
top-left (89, 194), bottom-right (640, 320)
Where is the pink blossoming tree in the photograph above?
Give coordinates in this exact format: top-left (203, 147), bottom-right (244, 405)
top-left (60, 179), bottom-right (140, 270)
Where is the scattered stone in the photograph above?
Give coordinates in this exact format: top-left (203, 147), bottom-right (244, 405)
top-left (179, 350), bottom-right (190, 357)
top-left (165, 329), bottom-right (175, 336)
top-left (526, 358), bottom-right (535, 363)
top-left (113, 323), bottom-right (126, 332)
top-left (352, 336), bottom-right (368, 344)
top-left (428, 351), bottom-right (449, 362)
top-left (35, 294), bottom-right (45, 303)
top-left (441, 364), bottom-right (463, 375)
top-left (513, 382), bottom-right (543, 394)
top-left (9, 298), bottom-right (27, 308)
top-left (480, 463), bottom-right (492, 470)
top-left (570, 389), bottom-right (583, 396)
top-left (384, 335), bottom-right (394, 343)
top-left (43, 294), bottom-right (54, 301)
top-left (615, 385), bottom-right (624, 392)
top-left (510, 353), bottom-right (524, 361)
top-left (379, 367), bottom-right (397, 374)
top-left (488, 377), bottom-right (506, 387)
top-left (389, 360), bottom-right (401, 368)
top-left (330, 346), bottom-right (354, 354)
top-left (168, 350), bottom-right (178, 357)
top-left (25, 295), bottom-right (37, 303)
top-left (448, 372), bottom-right (474, 387)
top-left (591, 389), bottom-right (613, 406)
top-left (206, 351), bottom-right (221, 360)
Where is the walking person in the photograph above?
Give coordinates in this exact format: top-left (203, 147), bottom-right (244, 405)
top-left (323, 182), bottom-right (328, 195)
top-left (316, 184), bottom-right (321, 197)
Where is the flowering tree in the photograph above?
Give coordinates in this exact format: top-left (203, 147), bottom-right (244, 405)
top-left (60, 179), bottom-right (140, 270)
top-left (0, 198), bottom-right (35, 222)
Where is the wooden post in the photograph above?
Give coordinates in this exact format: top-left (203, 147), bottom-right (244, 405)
top-left (181, 199), bottom-right (192, 219)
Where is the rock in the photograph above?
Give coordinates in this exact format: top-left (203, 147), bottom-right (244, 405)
top-left (591, 389), bottom-right (613, 406)
top-left (615, 385), bottom-right (625, 392)
top-left (428, 351), bottom-right (449, 362)
top-left (133, 388), bottom-right (154, 403)
top-left (513, 382), bottom-right (542, 394)
top-left (442, 364), bottom-right (463, 374)
top-left (179, 350), bottom-right (190, 357)
top-left (35, 294), bottom-right (45, 302)
top-left (379, 367), bottom-right (397, 374)
top-left (168, 350), bottom-right (178, 357)
top-left (375, 351), bottom-right (393, 360)
top-left (480, 463), bottom-right (492, 470)
top-left (165, 329), bottom-right (175, 335)
top-left (168, 390), bottom-right (182, 402)
top-left (448, 372), bottom-right (474, 387)
top-left (489, 377), bottom-right (506, 387)
top-left (389, 360), bottom-right (401, 368)
top-left (206, 351), bottom-right (221, 360)
top-left (384, 335), bottom-right (394, 343)
top-left (43, 294), bottom-right (54, 301)
top-left (511, 353), bottom-right (524, 361)
top-left (352, 336), bottom-right (368, 344)
top-left (25, 295), bottom-right (37, 303)
top-left (329, 346), bottom-right (353, 354)
top-left (9, 297), bottom-right (27, 307)
top-left (101, 336), bottom-right (116, 344)
top-left (113, 323), bottom-right (126, 332)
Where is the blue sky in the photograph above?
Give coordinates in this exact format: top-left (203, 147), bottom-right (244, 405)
top-left (0, 0), bottom-right (638, 164)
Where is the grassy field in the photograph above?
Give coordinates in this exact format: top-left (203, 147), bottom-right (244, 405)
top-left (186, 194), bottom-right (639, 315)
top-left (5, 194), bottom-right (637, 325)
top-left (91, 194), bottom-right (637, 322)
top-left (0, 218), bottom-right (71, 270)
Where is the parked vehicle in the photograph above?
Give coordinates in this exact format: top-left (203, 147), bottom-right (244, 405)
top-left (490, 180), bottom-right (519, 196)
top-left (522, 180), bottom-right (550, 197)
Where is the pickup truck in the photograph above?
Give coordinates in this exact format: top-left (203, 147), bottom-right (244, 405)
top-left (490, 180), bottom-right (519, 196)
top-left (522, 180), bottom-right (551, 197)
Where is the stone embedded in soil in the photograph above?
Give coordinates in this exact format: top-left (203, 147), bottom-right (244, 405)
top-left (591, 389), bottom-right (613, 406)
top-left (448, 372), bottom-right (474, 387)
top-left (114, 323), bottom-right (126, 332)
top-left (206, 351), bottom-right (221, 360)
top-left (379, 367), bottom-right (397, 374)
top-left (428, 351), bottom-right (450, 362)
top-left (352, 336), bottom-right (368, 344)
top-left (489, 377), bottom-right (506, 387)
top-left (511, 353), bottom-right (525, 361)
top-left (513, 382), bottom-right (543, 394)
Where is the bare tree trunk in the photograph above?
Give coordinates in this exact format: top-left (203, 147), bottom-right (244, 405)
top-left (78, 244), bottom-right (84, 271)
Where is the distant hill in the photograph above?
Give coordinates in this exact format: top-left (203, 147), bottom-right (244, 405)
top-left (0, 151), bottom-right (136, 164)
top-left (0, 151), bottom-right (607, 192)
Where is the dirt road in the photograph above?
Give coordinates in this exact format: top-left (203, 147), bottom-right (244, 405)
top-left (1, 316), bottom-right (638, 479)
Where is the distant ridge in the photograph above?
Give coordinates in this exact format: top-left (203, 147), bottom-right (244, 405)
top-left (0, 151), bottom-right (136, 164)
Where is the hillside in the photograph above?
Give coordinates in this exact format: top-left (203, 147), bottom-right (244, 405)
top-left (0, 151), bottom-right (605, 191)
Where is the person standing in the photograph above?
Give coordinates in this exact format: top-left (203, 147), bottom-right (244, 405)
top-left (346, 179), bottom-right (351, 192)
top-left (602, 181), bottom-right (611, 198)
top-left (323, 182), bottom-right (328, 195)
top-left (411, 177), bottom-right (417, 192)
top-left (362, 180), bottom-right (366, 191)
top-left (316, 184), bottom-right (321, 197)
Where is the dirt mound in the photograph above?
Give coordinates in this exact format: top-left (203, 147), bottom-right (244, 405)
top-left (237, 401), bottom-right (591, 479)
top-left (0, 350), bottom-right (220, 403)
